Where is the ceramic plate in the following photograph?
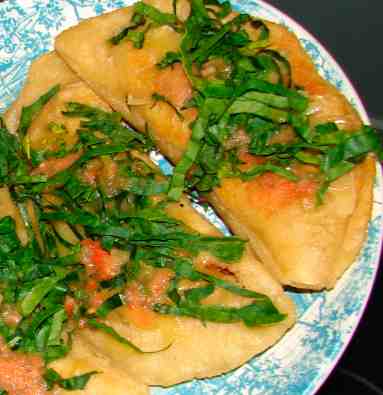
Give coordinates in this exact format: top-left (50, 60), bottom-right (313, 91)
top-left (0, 1), bottom-right (382, 394)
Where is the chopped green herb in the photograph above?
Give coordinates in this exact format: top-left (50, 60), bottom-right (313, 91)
top-left (18, 85), bottom-right (60, 139)
top-left (110, 13), bottom-right (145, 46)
top-left (154, 298), bottom-right (285, 326)
top-left (134, 1), bottom-right (178, 27)
top-left (44, 368), bottom-right (99, 391)
top-left (241, 163), bottom-right (299, 182)
top-left (20, 271), bottom-right (68, 317)
top-left (96, 293), bottom-right (124, 318)
top-left (87, 318), bottom-right (165, 353)
top-left (157, 51), bottom-right (182, 69)
top-left (110, 1), bottom-right (180, 48)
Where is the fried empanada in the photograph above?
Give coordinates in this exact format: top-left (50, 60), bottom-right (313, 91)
top-left (54, 0), bottom-right (375, 290)
top-left (3, 51), bottom-right (295, 389)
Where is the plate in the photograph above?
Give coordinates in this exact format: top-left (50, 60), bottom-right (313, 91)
top-left (0, 1), bottom-right (382, 394)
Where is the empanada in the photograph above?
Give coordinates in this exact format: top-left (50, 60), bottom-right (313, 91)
top-left (0, 52), bottom-right (295, 392)
top-left (54, 0), bottom-right (377, 290)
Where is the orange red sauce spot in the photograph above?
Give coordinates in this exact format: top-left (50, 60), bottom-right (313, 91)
top-left (80, 239), bottom-right (121, 281)
top-left (147, 269), bottom-right (173, 300)
top-left (85, 278), bottom-right (99, 292)
top-left (154, 63), bottom-right (193, 108)
top-left (124, 282), bottom-right (157, 329)
top-left (124, 270), bottom-right (173, 329)
top-left (123, 306), bottom-right (157, 330)
top-left (0, 345), bottom-right (47, 395)
top-left (246, 172), bottom-right (317, 212)
top-left (237, 152), bottom-right (317, 209)
top-left (64, 295), bottom-right (76, 318)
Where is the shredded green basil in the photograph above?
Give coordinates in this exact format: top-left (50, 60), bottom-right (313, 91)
top-left (95, 293), bottom-right (124, 318)
top-left (154, 299), bottom-right (285, 326)
top-left (156, 51), bottom-right (182, 69)
top-left (44, 368), bottom-right (99, 391)
top-left (18, 85), bottom-right (60, 139)
top-left (87, 318), bottom-right (170, 353)
top-left (110, 1), bottom-right (180, 47)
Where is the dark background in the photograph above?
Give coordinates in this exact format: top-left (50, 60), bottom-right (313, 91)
top-left (265, 1), bottom-right (383, 393)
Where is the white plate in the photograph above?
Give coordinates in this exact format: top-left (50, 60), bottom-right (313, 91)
top-left (0, 1), bottom-right (382, 394)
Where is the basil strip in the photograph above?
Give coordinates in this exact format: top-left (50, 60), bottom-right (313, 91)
top-left (184, 283), bottom-right (215, 304)
top-left (44, 368), bottom-right (99, 391)
top-left (172, 260), bottom-right (270, 301)
top-left (154, 299), bottom-right (286, 326)
top-left (96, 293), bottom-right (124, 318)
top-left (0, 216), bottom-right (21, 253)
top-left (228, 99), bottom-right (289, 123)
top-left (237, 78), bottom-right (308, 112)
top-left (20, 271), bottom-right (67, 316)
top-left (78, 145), bottom-right (129, 165)
top-left (7, 174), bottom-right (47, 185)
top-left (18, 84), bottom-right (60, 138)
top-left (191, 20), bottom-right (232, 64)
top-left (157, 51), bottom-right (181, 69)
top-left (202, 273), bottom-right (270, 301)
top-left (168, 98), bottom-right (225, 200)
top-left (47, 309), bottom-right (67, 346)
top-left (195, 236), bottom-right (245, 262)
top-left (110, 14), bottom-right (145, 46)
top-left (41, 210), bottom-right (100, 227)
top-left (87, 319), bottom-right (169, 353)
top-left (134, 1), bottom-right (178, 26)
top-left (241, 163), bottom-right (299, 182)
top-left (89, 223), bottom-right (245, 263)
top-left (237, 91), bottom-right (290, 109)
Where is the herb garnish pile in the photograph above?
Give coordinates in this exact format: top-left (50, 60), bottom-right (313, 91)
top-left (111, 0), bottom-right (383, 203)
top-left (0, 87), bottom-right (284, 391)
